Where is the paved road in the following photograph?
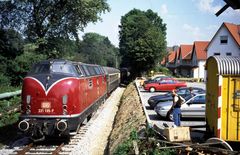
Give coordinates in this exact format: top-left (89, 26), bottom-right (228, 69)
top-left (137, 81), bottom-right (206, 133)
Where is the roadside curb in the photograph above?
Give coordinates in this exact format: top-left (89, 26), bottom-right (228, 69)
top-left (134, 80), bottom-right (152, 127)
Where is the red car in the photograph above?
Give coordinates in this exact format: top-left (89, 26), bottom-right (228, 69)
top-left (143, 78), bottom-right (187, 92)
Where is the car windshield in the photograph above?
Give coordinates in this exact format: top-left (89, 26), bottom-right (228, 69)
top-left (177, 88), bottom-right (188, 95)
top-left (184, 94), bottom-right (195, 101)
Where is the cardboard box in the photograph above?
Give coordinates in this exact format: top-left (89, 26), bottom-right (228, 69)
top-left (163, 127), bottom-right (191, 142)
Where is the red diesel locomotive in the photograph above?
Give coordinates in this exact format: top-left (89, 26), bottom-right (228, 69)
top-left (18, 59), bottom-right (120, 141)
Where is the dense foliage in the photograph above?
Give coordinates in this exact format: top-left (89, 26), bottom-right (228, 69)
top-left (0, 0), bottom-right (110, 41)
top-left (77, 33), bottom-right (119, 67)
top-left (0, 0), bottom-right (111, 59)
top-left (119, 9), bottom-right (167, 78)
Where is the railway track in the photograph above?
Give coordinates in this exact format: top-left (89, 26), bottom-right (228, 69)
top-left (10, 123), bottom-right (92, 155)
top-left (11, 142), bottom-right (65, 155)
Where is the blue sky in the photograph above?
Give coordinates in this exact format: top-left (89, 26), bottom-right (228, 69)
top-left (79, 0), bottom-right (240, 47)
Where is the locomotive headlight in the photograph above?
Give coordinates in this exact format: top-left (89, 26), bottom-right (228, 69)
top-left (56, 120), bottom-right (67, 132)
top-left (62, 95), bottom-right (68, 105)
top-left (18, 119), bottom-right (30, 131)
top-left (26, 95), bottom-right (31, 104)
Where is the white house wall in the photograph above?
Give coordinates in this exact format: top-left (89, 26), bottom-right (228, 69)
top-left (198, 60), bottom-right (205, 79)
top-left (193, 68), bottom-right (198, 78)
top-left (191, 48), bottom-right (206, 79)
top-left (207, 26), bottom-right (240, 57)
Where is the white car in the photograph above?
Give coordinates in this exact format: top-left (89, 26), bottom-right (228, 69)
top-left (154, 94), bottom-right (206, 120)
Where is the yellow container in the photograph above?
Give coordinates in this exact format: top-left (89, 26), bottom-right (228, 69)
top-left (206, 56), bottom-right (240, 142)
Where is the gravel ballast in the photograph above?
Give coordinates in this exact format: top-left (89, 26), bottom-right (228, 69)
top-left (69, 87), bottom-right (125, 155)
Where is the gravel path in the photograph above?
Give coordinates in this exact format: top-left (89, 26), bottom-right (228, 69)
top-left (69, 87), bottom-right (125, 155)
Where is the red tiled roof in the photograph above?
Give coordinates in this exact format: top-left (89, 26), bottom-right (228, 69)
top-left (206, 22), bottom-right (240, 50)
top-left (192, 41), bottom-right (209, 60)
top-left (168, 51), bottom-right (176, 63)
top-left (224, 22), bottom-right (240, 46)
top-left (179, 45), bottom-right (193, 60)
top-left (174, 48), bottom-right (180, 63)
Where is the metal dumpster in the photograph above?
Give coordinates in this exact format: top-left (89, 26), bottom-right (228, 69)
top-left (206, 56), bottom-right (240, 142)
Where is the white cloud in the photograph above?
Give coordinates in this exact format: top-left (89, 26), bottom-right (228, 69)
top-left (183, 24), bottom-right (204, 40)
top-left (196, 0), bottom-right (222, 14)
top-left (160, 4), bottom-right (168, 16)
top-left (206, 24), bottom-right (218, 30)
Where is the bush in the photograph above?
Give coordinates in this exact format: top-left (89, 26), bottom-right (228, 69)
top-left (155, 66), bottom-right (172, 76)
top-left (114, 130), bottom-right (139, 155)
top-left (114, 127), bottom-right (176, 154)
top-left (0, 74), bottom-right (11, 87)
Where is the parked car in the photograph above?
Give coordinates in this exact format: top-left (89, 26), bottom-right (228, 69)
top-left (143, 75), bottom-right (169, 85)
top-left (148, 87), bottom-right (205, 109)
top-left (143, 78), bottom-right (187, 92)
top-left (154, 93), bottom-right (206, 120)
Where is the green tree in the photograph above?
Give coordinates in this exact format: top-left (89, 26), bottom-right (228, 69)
top-left (8, 51), bottom-right (47, 86)
top-left (0, 29), bottom-right (24, 58)
top-left (119, 9), bottom-right (167, 78)
top-left (0, 0), bottom-right (110, 58)
top-left (77, 33), bottom-right (119, 67)
top-left (37, 37), bottom-right (78, 59)
top-left (0, 0), bottom-right (110, 41)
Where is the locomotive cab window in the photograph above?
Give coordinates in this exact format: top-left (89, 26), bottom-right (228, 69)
top-left (99, 67), bottom-right (105, 74)
top-left (74, 64), bottom-right (84, 76)
top-left (51, 63), bottom-right (77, 75)
top-left (87, 66), bottom-right (97, 76)
top-left (82, 65), bottom-right (90, 76)
top-left (30, 64), bottom-right (50, 74)
top-left (94, 66), bottom-right (101, 75)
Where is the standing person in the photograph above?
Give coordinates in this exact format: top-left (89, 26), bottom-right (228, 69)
top-left (169, 89), bottom-right (185, 127)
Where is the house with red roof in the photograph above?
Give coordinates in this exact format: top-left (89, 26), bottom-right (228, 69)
top-left (176, 44), bottom-right (193, 77)
top-left (165, 50), bottom-right (177, 74)
top-left (190, 41), bottom-right (209, 79)
top-left (206, 22), bottom-right (240, 57)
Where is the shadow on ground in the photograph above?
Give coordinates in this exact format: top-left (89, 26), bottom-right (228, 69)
top-left (0, 123), bottom-right (21, 148)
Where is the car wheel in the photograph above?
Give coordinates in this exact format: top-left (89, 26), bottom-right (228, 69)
top-left (149, 87), bottom-right (155, 92)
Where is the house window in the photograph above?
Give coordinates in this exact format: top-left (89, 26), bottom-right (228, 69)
top-left (220, 36), bottom-right (228, 44)
top-left (226, 52), bottom-right (232, 56)
top-left (214, 53), bottom-right (220, 56)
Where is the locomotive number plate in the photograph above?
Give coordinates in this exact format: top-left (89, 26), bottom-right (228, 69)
top-left (41, 101), bottom-right (51, 109)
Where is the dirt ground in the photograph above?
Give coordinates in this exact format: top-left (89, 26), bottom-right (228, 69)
top-left (108, 83), bottom-right (146, 154)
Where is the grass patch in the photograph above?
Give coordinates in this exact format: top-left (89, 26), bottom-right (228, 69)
top-left (0, 95), bottom-right (21, 148)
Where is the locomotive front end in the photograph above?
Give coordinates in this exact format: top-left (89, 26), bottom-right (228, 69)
top-left (18, 60), bottom-right (81, 141)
